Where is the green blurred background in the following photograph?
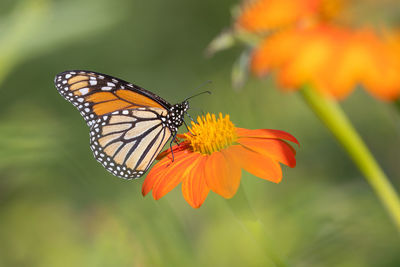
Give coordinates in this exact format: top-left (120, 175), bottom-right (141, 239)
top-left (1, 0), bottom-right (400, 266)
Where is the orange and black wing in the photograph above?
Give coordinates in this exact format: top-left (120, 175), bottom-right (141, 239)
top-left (54, 70), bottom-right (171, 127)
top-left (55, 70), bottom-right (173, 179)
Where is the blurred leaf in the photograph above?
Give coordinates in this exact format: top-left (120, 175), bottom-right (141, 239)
top-left (0, 103), bottom-right (61, 168)
top-left (0, 0), bottom-right (126, 86)
top-left (205, 29), bottom-right (235, 58)
top-left (231, 48), bottom-right (251, 90)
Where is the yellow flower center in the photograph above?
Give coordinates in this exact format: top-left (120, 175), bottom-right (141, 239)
top-left (184, 113), bottom-right (237, 155)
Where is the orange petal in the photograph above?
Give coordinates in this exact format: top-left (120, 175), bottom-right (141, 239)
top-left (142, 159), bottom-right (170, 196)
top-left (204, 150), bottom-right (242, 199)
top-left (152, 152), bottom-right (201, 200)
top-left (226, 145), bottom-right (282, 183)
top-left (238, 137), bottom-right (296, 167)
top-left (236, 0), bottom-right (320, 32)
top-left (181, 156), bottom-right (210, 208)
top-left (142, 150), bottom-right (190, 196)
top-left (236, 128), bottom-right (299, 145)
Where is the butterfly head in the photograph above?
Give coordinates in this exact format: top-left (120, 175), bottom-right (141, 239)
top-left (182, 100), bottom-right (189, 112)
top-left (167, 101), bottom-right (189, 132)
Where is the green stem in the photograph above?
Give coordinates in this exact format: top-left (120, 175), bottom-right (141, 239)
top-left (300, 85), bottom-right (400, 232)
top-left (226, 186), bottom-right (287, 267)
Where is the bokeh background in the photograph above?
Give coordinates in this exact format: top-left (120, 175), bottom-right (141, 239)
top-left (1, 0), bottom-right (400, 266)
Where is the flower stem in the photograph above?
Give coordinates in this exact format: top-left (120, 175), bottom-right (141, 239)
top-left (300, 85), bottom-right (400, 232)
top-left (226, 186), bottom-right (287, 267)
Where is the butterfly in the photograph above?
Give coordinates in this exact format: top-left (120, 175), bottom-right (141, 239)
top-left (54, 70), bottom-right (189, 179)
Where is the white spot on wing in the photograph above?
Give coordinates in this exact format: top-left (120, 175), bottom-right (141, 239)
top-left (79, 88), bottom-right (89, 95)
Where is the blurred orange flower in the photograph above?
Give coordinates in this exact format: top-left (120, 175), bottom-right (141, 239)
top-left (236, 0), bottom-right (344, 32)
top-left (250, 25), bottom-right (400, 100)
top-left (142, 113), bottom-right (298, 208)
top-left (232, 0), bottom-right (400, 100)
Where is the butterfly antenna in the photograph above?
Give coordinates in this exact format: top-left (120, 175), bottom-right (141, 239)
top-left (183, 80), bottom-right (212, 101)
top-left (184, 90), bottom-right (211, 102)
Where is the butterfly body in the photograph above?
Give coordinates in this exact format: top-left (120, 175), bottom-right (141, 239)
top-left (55, 70), bottom-right (188, 179)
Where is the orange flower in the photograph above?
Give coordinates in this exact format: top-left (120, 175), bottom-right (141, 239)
top-left (250, 25), bottom-right (400, 100)
top-left (142, 113), bottom-right (299, 208)
top-left (236, 0), bottom-right (344, 32)
top-left (323, 29), bottom-right (400, 100)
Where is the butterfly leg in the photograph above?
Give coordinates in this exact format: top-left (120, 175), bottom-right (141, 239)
top-left (169, 131), bottom-right (178, 162)
top-left (184, 113), bottom-right (198, 136)
top-left (185, 111), bottom-right (196, 123)
top-left (183, 120), bottom-right (196, 136)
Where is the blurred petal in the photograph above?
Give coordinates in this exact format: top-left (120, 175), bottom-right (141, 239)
top-left (277, 26), bottom-right (343, 92)
top-left (238, 137), bottom-right (296, 167)
top-left (227, 145), bottom-right (282, 183)
top-left (251, 30), bottom-right (301, 77)
top-left (342, 30), bottom-right (400, 100)
top-left (204, 151), bottom-right (242, 199)
top-left (251, 23), bottom-right (400, 101)
top-left (152, 152), bottom-right (200, 200)
top-left (236, 128), bottom-right (299, 145)
top-left (182, 157), bottom-right (210, 208)
top-left (236, 0), bottom-right (321, 32)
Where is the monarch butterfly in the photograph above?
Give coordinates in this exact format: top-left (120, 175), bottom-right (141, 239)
top-left (54, 70), bottom-right (190, 179)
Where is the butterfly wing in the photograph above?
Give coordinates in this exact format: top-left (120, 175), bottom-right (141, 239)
top-left (55, 70), bottom-right (173, 179)
top-left (54, 70), bottom-right (171, 127)
top-left (90, 108), bottom-right (171, 179)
